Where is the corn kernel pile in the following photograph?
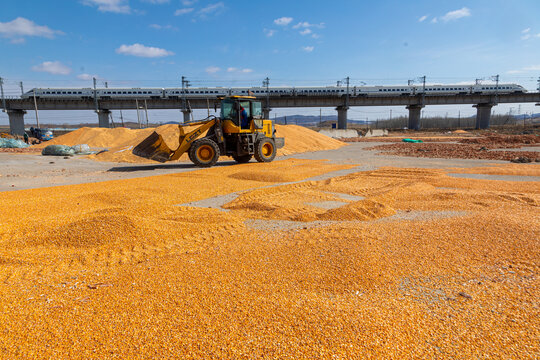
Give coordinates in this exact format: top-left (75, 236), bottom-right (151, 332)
top-left (0, 159), bottom-right (538, 358)
top-left (33, 124), bottom-right (346, 163)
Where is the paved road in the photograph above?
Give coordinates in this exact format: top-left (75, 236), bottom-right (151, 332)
top-left (0, 143), bottom-right (536, 192)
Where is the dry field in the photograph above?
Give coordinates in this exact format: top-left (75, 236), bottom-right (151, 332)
top-left (0, 157), bottom-right (538, 358)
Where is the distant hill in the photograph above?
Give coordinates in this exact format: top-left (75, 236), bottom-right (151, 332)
top-left (274, 114), bottom-right (368, 126)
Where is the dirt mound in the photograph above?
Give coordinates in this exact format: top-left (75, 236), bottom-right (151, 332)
top-left (459, 135), bottom-right (540, 146)
top-left (35, 124), bottom-right (346, 163)
top-left (369, 142), bottom-right (540, 162)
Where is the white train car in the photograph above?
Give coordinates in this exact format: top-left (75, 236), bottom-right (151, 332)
top-left (165, 87), bottom-right (228, 98)
top-left (22, 88), bottom-right (94, 99)
top-left (21, 83), bottom-right (527, 101)
top-left (96, 88), bottom-right (165, 99)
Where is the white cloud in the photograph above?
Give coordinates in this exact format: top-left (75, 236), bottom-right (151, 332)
top-left (182, 0), bottom-right (197, 5)
top-left (274, 17), bottom-right (293, 26)
top-left (77, 73), bottom-right (100, 80)
top-left (292, 21), bottom-right (324, 29)
top-left (198, 2), bottom-right (224, 15)
top-left (302, 46), bottom-right (314, 52)
top-left (116, 43), bottom-right (174, 57)
top-left (521, 34), bottom-right (531, 40)
top-left (506, 64), bottom-right (540, 74)
top-left (523, 64), bottom-right (540, 71)
top-left (142, 0), bottom-right (169, 3)
top-left (311, 33), bottom-right (320, 39)
top-left (82, 0), bottom-right (131, 13)
top-left (418, 15), bottom-right (427, 22)
top-left (264, 28), bottom-right (276, 37)
top-left (149, 24), bottom-right (177, 30)
top-left (32, 61), bottom-right (72, 75)
top-left (522, 28), bottom-right (531, 34)
top-left (0, 17), bottom-right (63, 41)
top-left (300, 28), bottom-right (312, 35)
top-left (227, 67), bottom-right (253, 73)
top-left (205, 66), bottom-right (220, 74)
top-left (441, 7), bottom-right (471, 22)
top-left (431, 17), bottom-right (438, 23)
top-left (175, 7), bottom-right (194, 15)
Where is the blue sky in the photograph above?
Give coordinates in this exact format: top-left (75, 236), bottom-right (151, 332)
top-left (1, 0), bottom-right (539, 124)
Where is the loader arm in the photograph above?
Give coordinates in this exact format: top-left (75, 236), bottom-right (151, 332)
top-left (169, 119), bottom-right (217, 160)
top-left (132, 118), bottom-right (217, 162)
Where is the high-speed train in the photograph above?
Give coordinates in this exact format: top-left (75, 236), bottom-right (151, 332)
top-left (21, 83), bottom-right (527, 100)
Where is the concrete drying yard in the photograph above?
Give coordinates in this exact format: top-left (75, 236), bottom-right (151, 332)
top-left (0, 131), bottom-right (539, 358)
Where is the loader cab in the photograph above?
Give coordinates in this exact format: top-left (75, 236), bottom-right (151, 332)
top-left (221, 97), bottom-right (263, 129)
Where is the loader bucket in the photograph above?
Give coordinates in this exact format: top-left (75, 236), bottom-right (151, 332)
top-left (132, 131), bottom-right (175, 163)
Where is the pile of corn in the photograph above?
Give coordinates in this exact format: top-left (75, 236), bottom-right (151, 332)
top-left (0, 159), bottom-right (538, 358)
top-left (33, 124), bottom-right (346, 163)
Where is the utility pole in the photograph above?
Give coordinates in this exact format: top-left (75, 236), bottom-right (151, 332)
top-left (345, 76), bottom-right (350, 109)
top-left (319, 108), bottom-right (322, 127)
top-left (19, 81), bottom-right (24, 96)
top-left (419, 75), bottom-right (426, 107)
top-left (262, 77), bottom-right (270, 115)
top-left (408, 79), bottom-right (415, 95)
top-left (135, 99), bottom-right (141, 128)
top-left (390, 109), bottom-right (392, 122)
top-left (120, 110), bottom-right (125, 127)
top-left (181, 75), bottom-right (190, 113)
top-left (0, 77), bottom-right (5, 111)
top-left (144, 99), bottom-right (149, 127)
top-left (104, 81), bottom-right (108, 89)
top-left (33, 89), bottom-right (40, 127)
top-left (492, 74), bottom-right (499, 104)
top-left (93, 77), bottom-right (98, 112)
top-left (458, 110), bottom-right (461, 128)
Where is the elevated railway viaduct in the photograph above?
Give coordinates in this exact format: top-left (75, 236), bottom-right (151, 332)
top-left (3, 92), bottom-right (540, 135)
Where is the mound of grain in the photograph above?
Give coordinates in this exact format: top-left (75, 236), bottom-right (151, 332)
top-left (42, 214), bottom-right (141, 248)
top-left (453, 130), bottom-right (468, 134)
top-left (33, 125), bottom-right (181, 149)
top-left (315, 199), bottom-right (395, 221)
top-left (35, 124), bottom-right (346, 163)
top-left (275, 124), bottom-right (346, 155)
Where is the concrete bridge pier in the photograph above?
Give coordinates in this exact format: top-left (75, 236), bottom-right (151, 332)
top-left (474, 103), bottom-right (493, 129)
top-left (97, 109), bottom-right (111, 128)
top-left (406, 105), bottom-right (423, 130)
top-left (182, 109), bottom-right (192, 123)
top-left (336, 106), bottom-right (348, 129)
top-left (7, 110), bottom-right (26, 136)
top-left (263, 107), bottom-right (271, 120)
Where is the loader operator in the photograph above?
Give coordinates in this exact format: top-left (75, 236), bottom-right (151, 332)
top-left (240, 105), bottom-right (249, 129)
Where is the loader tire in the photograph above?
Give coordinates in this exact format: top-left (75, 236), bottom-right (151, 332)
top-left (232, 154), bottom-right (252, 164)
top-left (189, 138), bottom-right (220, 167)
top-left (254, 138), bottom-right (276, 163)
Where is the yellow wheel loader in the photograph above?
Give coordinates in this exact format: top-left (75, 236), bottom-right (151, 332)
top-left (132, 96), bottom-right (284, 167)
